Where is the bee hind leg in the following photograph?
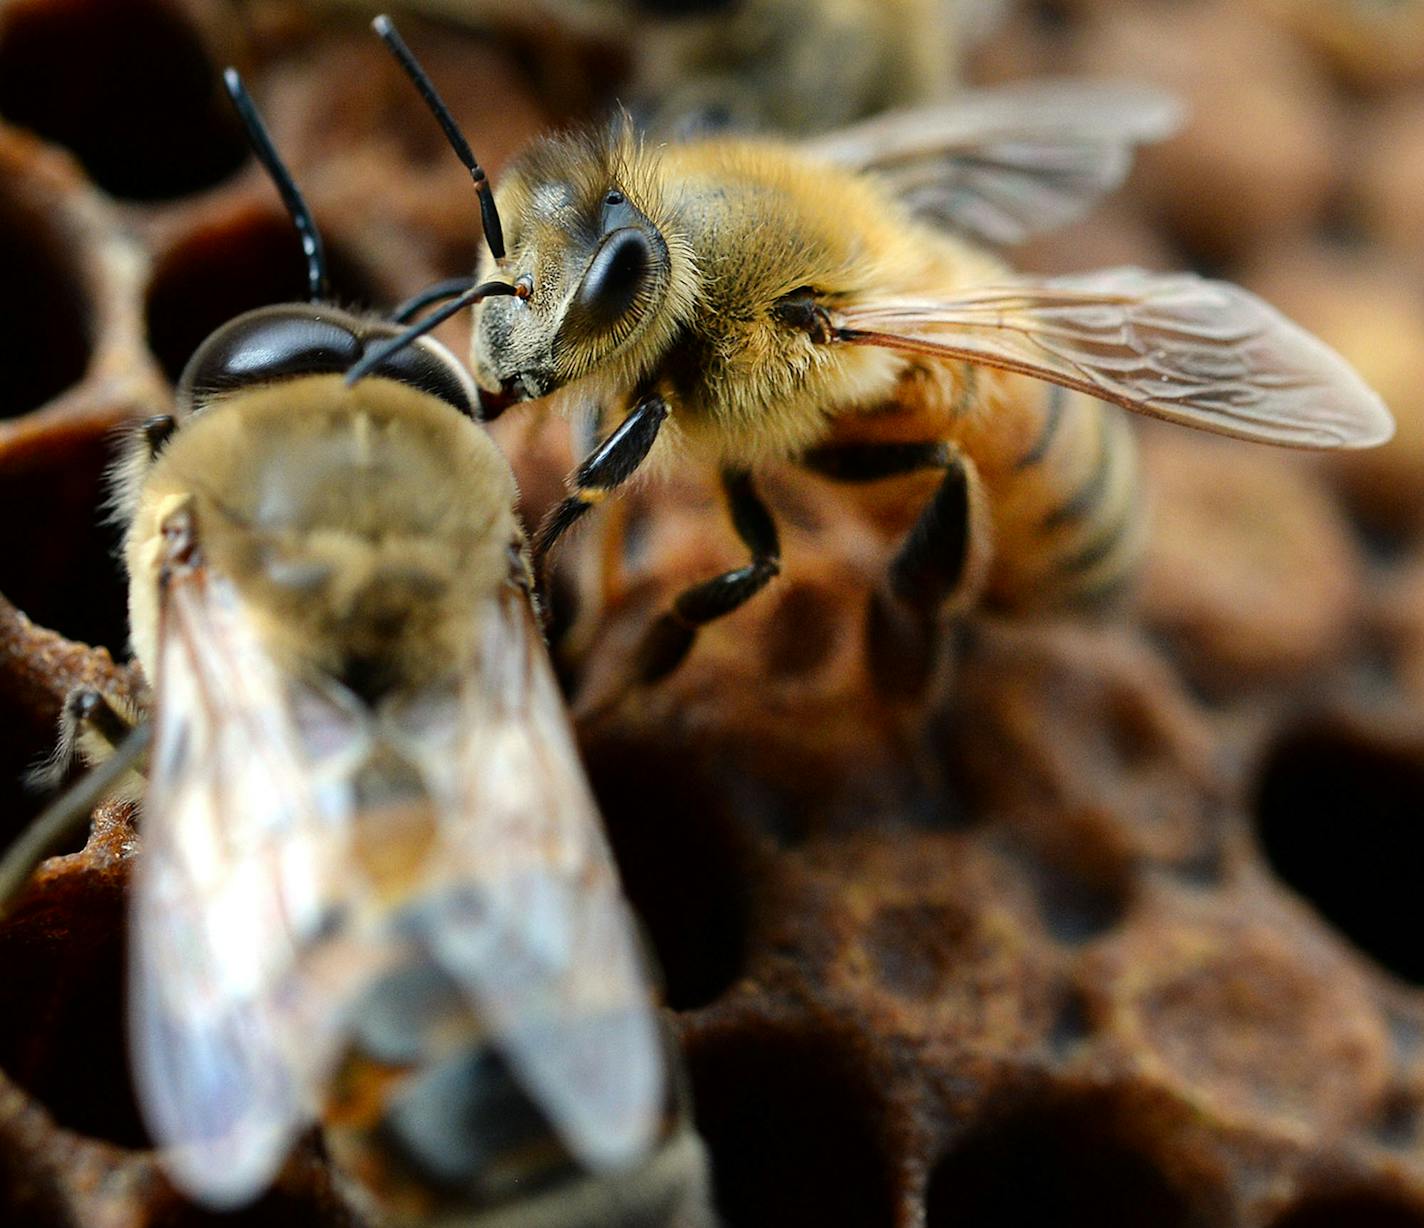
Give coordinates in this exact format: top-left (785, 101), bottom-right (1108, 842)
top-left (800, 440), bottom-right (974, 699)
top-left (631, 468), bottom-right (781, 685)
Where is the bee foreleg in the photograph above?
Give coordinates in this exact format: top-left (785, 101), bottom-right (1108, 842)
top-left (28, 686), bottom-right (136, 792)
top-left (632, 468), bottom-right (781, 684)
top-left (533, 393), bottom-right (670, 569)
top-left (1, 718), bottom-right (151, 918)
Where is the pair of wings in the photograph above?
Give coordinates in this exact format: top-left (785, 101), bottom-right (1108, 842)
top-left (802, 80), bottom-right (1392, 450)
top-left (130, 559), bottom-right (662, 1208)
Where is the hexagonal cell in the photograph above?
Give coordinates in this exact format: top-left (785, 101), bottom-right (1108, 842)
top-left (924, 1092), bottom-right (1216, 1228)
top-left (1025, 847), bottom-right (1133, 946)
top-left (0, 423), bottom-right (130, 657)
top-left (1267, 1190), bottom-right (1424, 1228)
top-left (0, 0), bottom-right (247, 201)
top-left (0, 140), bottom-right (93, 420)
top-left (1254, 722), bottom-right (1424, 984)
top-left (0, 868), bottom-right (147, 1148)
top-left (685, 1022), bottom-right (900, 1228)
top-left (145, 203), bottom-right (387, 383)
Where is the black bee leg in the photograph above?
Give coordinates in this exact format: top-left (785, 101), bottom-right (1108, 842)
top-left (1, 704), bottom-right (150, 918)
top-left (633, 469), bottom-right (781, 684)
top-left (66, 688), bottom-right (133, 751)
top-left (534, 393), bottom-right (670, 571)
top-left (28, 687), bottom-right (134, 792)
top-left (800, 440), bottom-right (972, 698)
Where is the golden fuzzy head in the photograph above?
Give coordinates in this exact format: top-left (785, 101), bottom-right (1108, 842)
top-left (470, 119), bottom-right (699, 408)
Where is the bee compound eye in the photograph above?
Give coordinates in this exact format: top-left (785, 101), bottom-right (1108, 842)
top-left (180, 309), bottom-right (362, 405)
top-left (574, 228), bottom-right (652, 331)
top-left (367, 340), bottom-right (476, 415)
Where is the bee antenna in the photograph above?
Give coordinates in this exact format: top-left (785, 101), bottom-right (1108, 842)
top-left (222, 68), bottom-right (329, 304)
top-left (345, 278), bottom-right (521, 388)
top-left (372, 15), bottom-right (506, 261)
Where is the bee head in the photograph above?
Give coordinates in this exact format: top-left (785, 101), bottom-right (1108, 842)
top-left (368, 20), bottom-right (696, 417)
top-left (179, 305), bottom-right (478, 417)
top-left (470, 124), bottom-right (696, 416)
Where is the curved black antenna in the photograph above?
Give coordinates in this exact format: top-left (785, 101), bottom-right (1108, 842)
top-left (223, 68), bottom-right (329, 304)
top-left (372, 15), bottom-right (506, 261)
top-left (390, 275), bottom-right (479, 324)
top-left (345, 278), bottom-right (521, 387)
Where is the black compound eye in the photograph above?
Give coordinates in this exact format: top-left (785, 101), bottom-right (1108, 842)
top-left (575, 228), bottom-right (652, 331)
top-left (180, 307), bottom-right (361, 406)
top-left (368, 341), bottom-right (475, 415)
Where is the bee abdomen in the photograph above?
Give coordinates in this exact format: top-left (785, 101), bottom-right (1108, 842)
top-left (983, 388), bottom-right (1145, 611)
top-left (321, 958), bottom-right (576, 1224)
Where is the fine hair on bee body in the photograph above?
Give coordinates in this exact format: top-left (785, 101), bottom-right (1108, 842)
top-left (375, 17), bottom-right (1393, 698)
top-left (4, 66), bottom-right (713, 1228)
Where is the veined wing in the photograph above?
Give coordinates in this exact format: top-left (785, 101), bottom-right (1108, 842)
top-left (805, 80), bottom-right (1185, 246)
top-left (832, 268), bottom-right (1394, 448)
top-left (398, 584), bottom-right (665, 1173)
top-left (130, 547), bottom-right (372, 1208)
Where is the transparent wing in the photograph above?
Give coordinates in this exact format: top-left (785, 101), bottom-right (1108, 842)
top-left (403, 586), bottom-right (664, 1172)
top-left (805, 81), bottom-right (1184, 245)
top-left (130, 557), bottom-right (369, 1208)
top-left (832, 268), bottom-right (1394, 449)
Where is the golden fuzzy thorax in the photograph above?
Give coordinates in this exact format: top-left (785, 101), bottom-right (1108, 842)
top-left (124, 376), bottom-right (521, 694)
top-left (472, 122), bottom-right (1009, 468)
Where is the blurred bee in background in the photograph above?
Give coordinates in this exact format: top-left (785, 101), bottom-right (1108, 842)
top-left (538, 0), bottom-right (1005, 135)
top-left (357, 18), bottom-right (1393, 696)
top-left (2, 68), bottom-right (710, 1228)
top-left (331, 0), bottom-right (1004, 135)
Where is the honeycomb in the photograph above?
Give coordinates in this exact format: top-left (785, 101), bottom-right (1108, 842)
top-left (1, 0), bottom-right (1423, 1225)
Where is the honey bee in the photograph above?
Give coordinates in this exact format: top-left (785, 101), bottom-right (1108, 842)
top-left (354, 0), bottom-right (997, 135)
top-left (364, 19), bottom-right (1393, 693)
top-left (4, 69), bottom-right (710, 1227)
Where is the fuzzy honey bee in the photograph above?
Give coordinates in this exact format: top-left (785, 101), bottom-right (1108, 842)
top-left (4, 70), bottom-right (710, 1228)
top-left (350, 0), bottom-right (995, 135)
top-left (358, 18), bottom-right (1393, 695)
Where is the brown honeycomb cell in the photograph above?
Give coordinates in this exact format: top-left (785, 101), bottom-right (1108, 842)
top-left (0, 1), bottom-right (1423, 1226)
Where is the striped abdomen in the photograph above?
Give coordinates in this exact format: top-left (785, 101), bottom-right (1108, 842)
top-left (958, 372), bottom-right (1146, 612)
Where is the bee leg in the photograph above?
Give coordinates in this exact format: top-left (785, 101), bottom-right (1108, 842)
top-left (632, 468), bottom-right (781, 684)
top-left (533, 393), bottom-right (670, 570)
top-left (1, 714), bottom-right (150, 918)
top-left (29, 687), bottom-right (135, 792)
top-left (800, 441), bottom-right (972, 698)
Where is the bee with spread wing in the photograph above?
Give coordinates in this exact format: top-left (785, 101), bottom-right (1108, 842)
top-left (6, 69), bottom-right (709, 1228)
top-left (359, 20), bottom-right (1391, 694)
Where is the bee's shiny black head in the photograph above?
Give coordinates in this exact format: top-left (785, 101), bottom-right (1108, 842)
top-left (178, 304), bottom-right (477, 415)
